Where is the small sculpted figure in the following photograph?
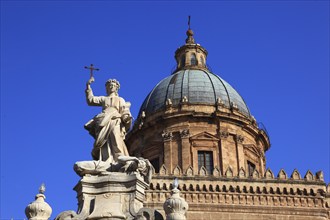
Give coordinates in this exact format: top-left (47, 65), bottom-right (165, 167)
top-left (84, 76), bottom-right (132, 163)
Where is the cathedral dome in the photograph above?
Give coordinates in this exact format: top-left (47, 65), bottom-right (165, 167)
top-left (139, 69), bottom-right (250, 117)
top-left (127, 23), bottom-right (270, 182)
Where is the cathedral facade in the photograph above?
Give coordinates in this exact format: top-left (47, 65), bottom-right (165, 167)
top-left (126, 28), bottom-right (330, 220)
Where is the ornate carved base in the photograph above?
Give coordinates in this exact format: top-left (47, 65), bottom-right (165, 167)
top-left (73, 172), bottom-right (149, 220)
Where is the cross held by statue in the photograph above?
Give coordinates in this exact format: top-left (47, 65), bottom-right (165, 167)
top-left (84, 64), bottom-right (99, 78)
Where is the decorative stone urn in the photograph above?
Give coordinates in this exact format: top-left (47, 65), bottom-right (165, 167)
top-left (163, 179), bottom-right (188, 220)
top-left (25, 184), bottom-right (52, 220)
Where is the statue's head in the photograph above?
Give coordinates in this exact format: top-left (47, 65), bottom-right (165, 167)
top-left (105, 79), bottom-right (120, 95)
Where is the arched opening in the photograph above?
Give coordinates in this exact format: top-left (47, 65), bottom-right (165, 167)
top-left (190, 53), bottom-right (197, 65)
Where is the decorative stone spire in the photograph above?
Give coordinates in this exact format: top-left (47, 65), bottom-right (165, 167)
top-left (185, 16), bottom-right (195, 44)
top-left (185, 29), bottom-right (195, 44)
top-left (174, 16), bottom-right (208, 73)
top-left (25, 184), bottom-right (52, 220)
top-left (163, 178), bottom-right (188, 220)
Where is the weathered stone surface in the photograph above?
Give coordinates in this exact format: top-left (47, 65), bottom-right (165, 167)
top-left (163, 179), bottom-right (188, 220)
top-left (54, 78), bottom-right (152, 220)
top-left (25, 184), bottom-right (52, 220)
top-left (126, 26), bottom-right (329, 220)
top-left (72, 172), bottom-right (149, 220)
top-left (85, 77), bottom-right (132, 164)
top-left (146, 175), bottom-right (329, 220)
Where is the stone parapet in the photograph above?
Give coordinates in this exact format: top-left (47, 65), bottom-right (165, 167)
top-left (145, 174), bottom-right (330, 220)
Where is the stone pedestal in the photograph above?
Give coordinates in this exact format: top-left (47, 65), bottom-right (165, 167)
top-left (73, 172), bottom-right (149, 220)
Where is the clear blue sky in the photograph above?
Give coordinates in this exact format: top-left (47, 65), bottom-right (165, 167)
top-left (1, 1), bottom-right (329, 219)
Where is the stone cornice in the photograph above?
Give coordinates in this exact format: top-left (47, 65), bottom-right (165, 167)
top-left (150, 175), bottom-right (326, 187)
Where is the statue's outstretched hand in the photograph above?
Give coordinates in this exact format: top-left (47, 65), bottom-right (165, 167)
top-left (87, 77), bottom-right (95, 85)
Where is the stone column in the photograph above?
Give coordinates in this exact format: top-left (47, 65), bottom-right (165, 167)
top-left (259, 152), bottom-right (265, 175)
top-left (235, 134), bottom-right (245, 173)
top-left (219, 130), bottom-right (229, 175)
top-left (162, 131), bottom-right (173, 174)
top-left (180, 129), bottom-right (190, 172)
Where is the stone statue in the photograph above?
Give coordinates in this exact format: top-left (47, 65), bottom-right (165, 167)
top-left (84, 76), bottom-right (132, 163)
top-left (50, 67), bottom-right (154, 220)
top-left (74, 76), bottom-right (153, 183)
top-left (66, 73), bottom-right (154, 220)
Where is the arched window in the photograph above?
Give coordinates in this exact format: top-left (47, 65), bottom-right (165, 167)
top-left (180, 55), bottom-right (186, 67)
top-left (190, 53), bottom-right (197, 65)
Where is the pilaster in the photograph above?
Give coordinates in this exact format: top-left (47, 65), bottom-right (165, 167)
top-left (180, 129), bottom-right (191, 172)
top-left (162, 131), bottom-right (173, 174)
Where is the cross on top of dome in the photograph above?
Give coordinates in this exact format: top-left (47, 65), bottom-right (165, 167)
top-left (185, 16), bottom-right (195, 44)
top-left (174, 16), bottom-right (208, 73)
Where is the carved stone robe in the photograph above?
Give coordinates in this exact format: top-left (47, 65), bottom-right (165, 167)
top-left (85, 89), bottom-right (131, 163)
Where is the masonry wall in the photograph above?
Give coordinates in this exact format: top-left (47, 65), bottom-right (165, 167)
top-left (145, 174), bottom-right (330, 220)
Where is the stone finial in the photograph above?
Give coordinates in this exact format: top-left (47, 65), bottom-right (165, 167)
top-left (304, 170), bottom-right (314, 181)
top-left (166, 98), bottom-right (173, 106)
top-left (213, 167), bottom-right (221, 177)
top-left (315, 171), bottom-right (324, 181)
top-left (199, 166), bottom-right (208, 176)
top-left (163, 178), bottom-right (188, 220)
top-left (173, 165), bottom-right (182, 175)
top-left (290, 169), bottom-right (301, 180)
top-left (225, 166), bottom-right (233, 178)
top-left (185, 166), bottom-right (194, 176)
top-left (159, 164), bottom-right (168, 175)
top-left (216, 97), bottom-right (224, 106)
top-left (231, 102), bottom-right (238, 110)
top-left (25, 184), bottom-right (52, 220)
top-left (252, 169), bottom-right (260, 179)
top-left (181, 96), bottom-right (188, 103)
top-left (264, 168), bottom-right (274, 179)
top-left (277, 169), bottom-right (287, 180)
top-left (238, 167), bottom-right (246, 178)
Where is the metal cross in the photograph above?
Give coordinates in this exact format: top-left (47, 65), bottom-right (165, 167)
top-left (84, 64), bottom-right (99, 78)
top-left (188, 15), bottom-right (191, 29)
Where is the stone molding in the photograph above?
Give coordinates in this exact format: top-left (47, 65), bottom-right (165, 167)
top-left (219, 130), bottom-right (229, 139)
top-left (153, 165), bottom-right (325, 184)
top-left (147, 176), bottom-right (329, 213)
top-left (180, 129), bottom-right (190, 138)
top-left (162, 131), bottom-right (173, 142)
top-left (235, 134), bottom-right (244, 143)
